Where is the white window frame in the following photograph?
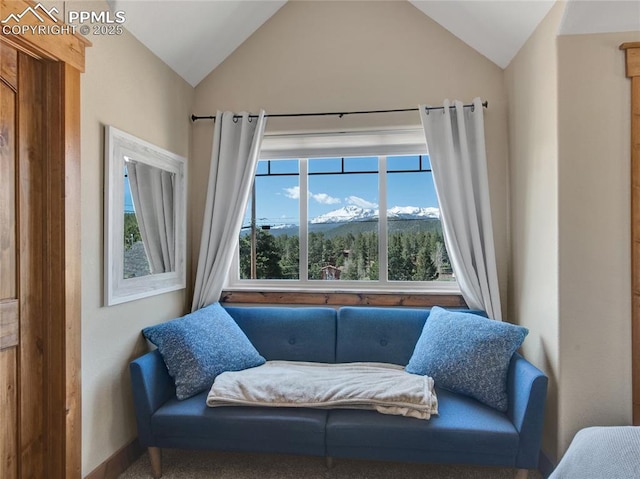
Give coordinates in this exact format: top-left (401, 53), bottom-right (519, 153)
top-left (226, 128), bottom-right (460, 294)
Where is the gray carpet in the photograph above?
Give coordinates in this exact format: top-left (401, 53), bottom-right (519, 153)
top-left (119, 449), bottom-right (543, 479)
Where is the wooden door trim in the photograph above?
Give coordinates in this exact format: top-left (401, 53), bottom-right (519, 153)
top-left (0, 0), bottom-right (90, 72)
top-left (0, 1), bottom-right (87, 476)
top-left (621, 42), bottom-right (640, 425)
top-left (17, 52), bottom-right (48, 478)
top-left (51, 61), bottom-right (82, 479)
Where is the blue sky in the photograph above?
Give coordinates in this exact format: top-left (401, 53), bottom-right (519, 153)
top-left (124, 173), bottom-right (135, 213)
top-left (246, 156), bottom-right (439, 228)
top-left (124, 174), bottom-right (135, 213)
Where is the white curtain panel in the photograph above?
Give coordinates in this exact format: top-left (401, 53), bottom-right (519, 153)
top-left (128, 161), bottom-right (175, 274)
top-left (192, 111), bottom-right (267, 311)
top-left (419, 98), bottom-right (502, 320)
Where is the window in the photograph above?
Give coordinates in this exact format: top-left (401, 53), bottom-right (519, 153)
top-left (227, 130), bottom-right (458, 293)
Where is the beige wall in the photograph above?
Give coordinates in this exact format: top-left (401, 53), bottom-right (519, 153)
top-left (191, 0), bottom-right (510, 313)
top-left (557, 30), bottom-right (639, 454)
top-left (80, 7), bottom-right (194, 474)
top-left (507, 0), bottom-right (639, 461)
top-left (505, 1), bottom-right (565, 461)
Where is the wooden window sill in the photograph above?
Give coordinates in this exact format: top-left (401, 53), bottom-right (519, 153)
top-left (220, 290), bottom-right (467, 308)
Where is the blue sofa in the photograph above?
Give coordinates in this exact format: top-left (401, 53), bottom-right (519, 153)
top-left (130, 306), bottom-right (548, 478)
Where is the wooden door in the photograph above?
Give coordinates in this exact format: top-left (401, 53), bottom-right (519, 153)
top-left (1, 41), bottom-right (19, 479)
top-left (0, 41), bottom-right (50, 479)
top-left (0, 40), bottom-right (85, 479)
top-left (0, 2), bottom-right (87, 476)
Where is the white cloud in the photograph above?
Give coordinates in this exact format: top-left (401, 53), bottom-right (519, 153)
top-left (311, 192), bottom-right (341, 205)
top-left (283, 186), bottom-right (300, 199)
top-left (283, 186), bottom-right (340, 205)
top-left (346, 196), bottom-right (378, 209)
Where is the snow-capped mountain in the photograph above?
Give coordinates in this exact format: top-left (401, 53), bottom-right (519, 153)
top-left (310, 205), bottom-right (439, 224)
top-left (310, 205), bottom-right (377, 224)
top-left (387, 206), bottom-right (440, 219)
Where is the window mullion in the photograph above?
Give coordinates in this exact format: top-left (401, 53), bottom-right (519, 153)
top-left (299, 159), bottom-right (309, 283)
top-left (378, 155), bottom-right (388, 284)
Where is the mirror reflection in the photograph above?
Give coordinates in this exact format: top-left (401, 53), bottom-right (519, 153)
top-left (123, 160), bottom-right (177, 279)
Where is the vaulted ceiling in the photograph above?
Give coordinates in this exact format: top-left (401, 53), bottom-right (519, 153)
top-left (109, 0), bottom-right (640, 87)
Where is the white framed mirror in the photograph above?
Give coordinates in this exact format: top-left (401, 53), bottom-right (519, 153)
top-left (104, 125), bottom-right (187, 306)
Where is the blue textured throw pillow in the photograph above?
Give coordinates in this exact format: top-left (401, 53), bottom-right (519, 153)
top-left (405, 306), bottom-right (528, 412)
top-left (142, 303), bottom-right (265, 400)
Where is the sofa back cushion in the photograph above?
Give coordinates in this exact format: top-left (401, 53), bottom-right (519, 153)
top-left (336, 307), bottom-right (487, 365)
top-left (336, 307), bottom-right (430, 365)
top-left (224, 306), bottom-right (337, 362)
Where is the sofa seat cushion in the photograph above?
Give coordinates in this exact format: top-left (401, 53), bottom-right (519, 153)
top-left (325, 388), bottom-right (519, 465)
top-left (151, 392), bottom-right (328, 456)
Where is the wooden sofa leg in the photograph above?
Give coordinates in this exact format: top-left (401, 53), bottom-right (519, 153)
top-left (515, 469), bottom-right (528, 479)
top-left (326, 456), bottom-right (334, 469)
top-left (149, 447), bottom-right (162, 478)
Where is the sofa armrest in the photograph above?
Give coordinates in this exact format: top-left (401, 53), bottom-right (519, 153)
top-left (129, 349), bottom-right (175, 447)
top-left (507, 353), bottom-right (548, 468)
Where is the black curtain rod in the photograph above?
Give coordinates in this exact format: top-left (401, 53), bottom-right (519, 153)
top-left (190, 101), bottom-right (488, 122)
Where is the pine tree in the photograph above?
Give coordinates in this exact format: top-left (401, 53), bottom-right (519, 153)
top-left (416, 245), bottom-right (438, 280)
top-left (255, 230), bottom-right (283, 279)
top-left (239, 230), bottom-right (283, 279)
top-left (277, 234), bottom-right (299, 279)
top-left (388, 234), bottom-right (406, 281)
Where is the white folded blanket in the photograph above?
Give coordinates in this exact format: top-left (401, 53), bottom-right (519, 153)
top-left (206, 361), bottom-right (438, 420)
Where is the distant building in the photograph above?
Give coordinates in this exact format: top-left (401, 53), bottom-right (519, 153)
top-left (320, 264), bottom-right (341, 280)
